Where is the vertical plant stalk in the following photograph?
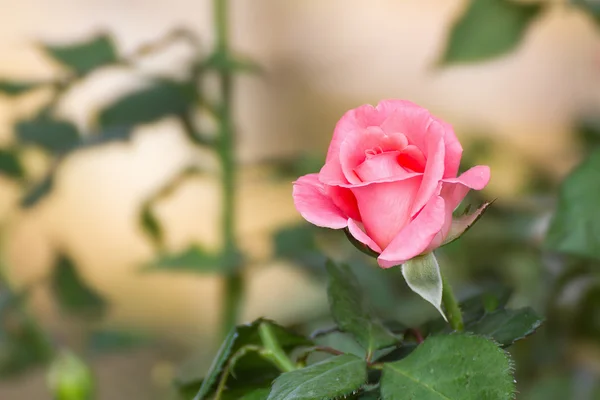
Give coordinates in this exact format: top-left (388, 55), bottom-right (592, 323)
top-left (214, 0), bottom-right (243, 338)
top-left (258, 322), bottom-right (297, 372)
top-left (441, 276), bottom-right (464, 331)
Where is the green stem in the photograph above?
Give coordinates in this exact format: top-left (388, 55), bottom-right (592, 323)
top-left (441, 275), bottom-right (464, 331)
top-left (258, 322), bottom-right (296, 373)
top-left (213, 0), bottom-right (243, 339)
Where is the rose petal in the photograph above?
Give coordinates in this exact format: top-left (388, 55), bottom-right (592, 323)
top-left (321, 104), bottom-right (386, 185)
top-left (441, 165), bottom-right (491, 212)
top-left (438, 119), bottom-right (463, 179)
top-left (352, 177), bottom-right (422, 250)
top-left (354, 151), bottom-right (411, 182)
top-left (326, 185), bottom-right (362, 222)
top-left (378, 195), bottom-right (446, 268)
top-left (338, 127), bottom-right (408, 184)
top-left (292, 174), bottom-right (348, 229)
top-left (347, 218), bottom-right (382, 253)
top-left (377, 100), bottom-right (433, 151)
top-left (410, 121), bottom-right (446, 216)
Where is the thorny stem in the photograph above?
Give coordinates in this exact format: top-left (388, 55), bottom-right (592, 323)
top-left (442, 275), bottom-right (464, 331)
top-left (258, 322), bottom-right (297, 372)
top-left (212, 0), bottom-right (244, 339)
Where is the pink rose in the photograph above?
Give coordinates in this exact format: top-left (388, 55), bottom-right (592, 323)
top-left (293, 99), bottom-right (490, 268)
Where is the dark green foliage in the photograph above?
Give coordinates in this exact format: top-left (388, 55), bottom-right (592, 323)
top-left (16, 116), bottom-right (80, 154)
top-left (181, 319), bottom-right (312, 400)
top-left (144, 246), bottom-right (230, 274)
top-left (267, 354), bottom-right (367, 400)
top-left (50, 255), bottom-right (107, 318)
top-left (0, 148), bottom-right (24, 179)
top-left (440, 0), bottom-right (544, 64)
top-left (0, 289), bottom-right (53, 376)
top-left (21, 173), bottom-right (54, 208)
top-left (98, 80), bottom-right (195, 128)
top-left (326, 261), bottom-right (399, 355)
top-left (380, 334), bottom-right (515, 400)
top-left (467, 307), bottom-right (543, 346)
top-left (43, 34), bottom-right (119, 75)
top-left (0, 80), bottom-right (45, 96)
top-left (545, 149), bottom-right (600, 260)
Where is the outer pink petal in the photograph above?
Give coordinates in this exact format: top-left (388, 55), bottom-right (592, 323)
top-left (326, 185), bottom-right (362, 222)
top-left (429, 165), bottom-right (491, 251)
top-left (378, 195), bottom-right (446, 268)
top-left (351, 177), bottom-right (422, 250)
top-left (437, 119), bottom-right (463, 179)
top-left (410, 121), bottom-right (446, 216)
top-left (292, 174), bottom-right (348, 229)
top-left (321, 104), bottom-right (386, 185)
top-left (347, 218), bottom-right (382, 253)
top-left (441, 165), bottom-right (491, 212)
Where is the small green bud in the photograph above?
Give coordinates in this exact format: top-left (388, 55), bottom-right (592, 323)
top-left (47, 350), bottom-right (94, 400)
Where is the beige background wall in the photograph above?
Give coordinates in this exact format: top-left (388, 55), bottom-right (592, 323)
top-left (1, 0), bottom-right (599, 398)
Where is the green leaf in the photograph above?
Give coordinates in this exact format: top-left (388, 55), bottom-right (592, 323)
top-left (0, 148), bottom-right (24, 179)
top-left (21, 173), bottom-right (54, 208)
top-left (139, 203), bottom-right (163, 247)
top-left (87, 330), bottom-right (149, 354)
top-left (98, 80), bottom-right (194, 128)
top-left (143, 245), bottom-right (230, 274)
top-left (224, 388), bottom-right (270, 400)
top-left (16, 116), bottom-right (80, 154)
top-left (267, 354), bottom-right (367, 400)
top-left (326, 261), bottom-right (398, 355)
top-left (0, 80), bottom-right (45, 96)
top-left (466, 307), bottom-right (543, 347)
top-left (44, 34), bottom-right (118, 75)
top-left (439, 0), bottom-right (544, 65)
top-left (183, 319), bottom-right (312, 400)
top-left (402, 253), bottom-right (445, 319)
top-left (51, 254), bottom-right (107, 318)
top-left (381, 334), bottom-right (515, 400)
top-left (545, 149), bottom-right (600, 260)
top-left (0, 290), bottom-right (53, 377)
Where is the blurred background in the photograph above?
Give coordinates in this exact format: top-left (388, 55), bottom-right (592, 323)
top-left (1, 0), bottom-right (600, 398)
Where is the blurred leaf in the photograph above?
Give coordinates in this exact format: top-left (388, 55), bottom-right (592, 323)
top-left (47, 350), bottom-right (94, 400)
top-left (51, 254), bottom-right (107, 318)
top-left (0, 148), bottom-right (24, 179)
top-left (274, 224), bottom-right (327, 274)
top-left (98, 80), bottom-right (194, 128)
top-left (574, 284), bottom-right (600, 339)
top-left (381, 334), bottom-right (515, 399)
top-left (0, 292), bottom-right (53, 376)
top-left (267, 354), bottom-right (367, 400)
top-left (16, 116), bottom-right (80, 154)
top-left (522, 373), bottom-right (600, 400)
top-left (0, 80), bottom-right (46, 96)
top-left (326, 261), bottom-right (399, 355)
top-left (144, 246), bottom-right (233, 274)
top-left (466, 307), bottom-right (543, 347)
top-left (574, 0), bottom-right (600, 25)
top-left (21, 173), bottom-right (54, 208)
top-left (87, 330), bottom-right (149, 354)
top-left (138, 165), bottom-right (204, 248)
top-left (545, 149), bottom-right (600, 260)
top-left (44, 34), bottom-right (118, 75)
top-left (139, 204), bottom-right (163, 248)
top-left (439, 0), bottom-right (543, 65)
top-left (181, 319), bottom-right (311, 400)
